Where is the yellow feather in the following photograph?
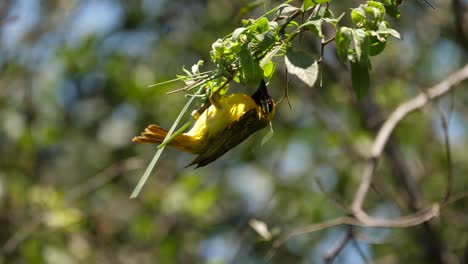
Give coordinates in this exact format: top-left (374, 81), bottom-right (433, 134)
top-left (133, 79), bottom-right (275, 167)
top-left (186, 93), bottom-right (258, 141)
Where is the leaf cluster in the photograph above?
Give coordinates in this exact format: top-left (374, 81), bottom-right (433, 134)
top-left (336, 1), bottom-right (401, 97)
top-left (134, 0), bottom-right (404, 196)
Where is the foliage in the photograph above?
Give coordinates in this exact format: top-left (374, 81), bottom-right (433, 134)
top-left (133, 0), bottom-right (403, 195)
top-left (0, 0), bottom-right (467, 264)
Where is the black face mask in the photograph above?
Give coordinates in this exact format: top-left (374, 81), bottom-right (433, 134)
top-left (251, 79), bottom-right (273, 114)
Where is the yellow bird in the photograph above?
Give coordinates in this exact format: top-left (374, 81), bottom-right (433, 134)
top-left (132, 79), bottom-right (275, 167)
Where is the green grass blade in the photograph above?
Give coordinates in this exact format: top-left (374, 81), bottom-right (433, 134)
top-left (130, 88), bottom-right (202, 198)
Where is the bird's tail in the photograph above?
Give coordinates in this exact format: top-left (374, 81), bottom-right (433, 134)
top-left (132, 124), bottom-right (199, 153)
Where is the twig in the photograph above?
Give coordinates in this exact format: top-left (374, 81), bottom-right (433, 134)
top-left (266, 217), bottom-right (348, 260)
top-left (444, 192), bottom-right (468, 206)
top-left (324, 230), bottom-right (351, 264)
top-left (317, 36), bottom-right (335, 65)
top-left (313, 174), bottom-right (351, 214)
top-left (270, 203), bottom-right (439, 254)
top-left (317, 36), bottom-right (335, 87)
top-left (350, 235), bottom-right (372, 264)
top-left (351, 64), bottom-right (468, 213)
top-left (276, 67), bottom-right (293, 109)
top-left (278, 9), bottom-right (302, 36)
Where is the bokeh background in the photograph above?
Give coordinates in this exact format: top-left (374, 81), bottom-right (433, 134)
top-left (0, 0), bottom-right (467, 263)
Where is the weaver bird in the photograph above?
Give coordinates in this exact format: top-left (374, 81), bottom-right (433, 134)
top-left (132, 79), bottom-right (275, 167)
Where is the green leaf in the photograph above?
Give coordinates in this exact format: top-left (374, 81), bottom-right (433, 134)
top-left (268, 21), bottom-right (279, 31)
top-left (257, 31), bottom-right (277, 54)
top-left (377, 27), bottom-right (401, 39)
top-left (379, 0), bottom-right (401, 18)
top-left (242, 18), bottom-right (255, 27)
top-left (351, 61), bottom-right (370, 98)
top-left (335, 27), bottom-right (352, 63)
top-left (277, 4), bottom-right (300, 16)
top-left (285, 48), bottom-right (318, 88)
top-left (366, 1), bottom-right (386, 21)
top-left (302, 0), bottom-right (316, 11)
top-left (260, 44), bottom-right (284, 67)
top-left (239, 43), bottom-right (263, 84)
top-left (232, 27), bottom-right (246, 40)
top-left (263, 60), bottom-right (276, 79)
top-left (386, 5), bottom-right (400, 18)
top-left (351, 8), bottom-right (366, 27)
top-left (301, 20), bottom-right (323, 38)
top-left (352, 28), bottom-right (368, 63)
top-left (323, 12), bottom-right (345, 27)
top-left (253, 17), bottom-right (270, 33)
top-left (368, 35), bottom-right (387, 56)
top-left (302, 0), bottom-right (331, 12)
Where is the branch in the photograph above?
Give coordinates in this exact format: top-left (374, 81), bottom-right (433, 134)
top-left (273, 204), bottom-right (440, 251)
top-left (324, 230), bottom-right (351, 263)
top-left (270, 203), bottom-right (440, 255)
top-left (269, 64), bottom-right (468, 261)
top-left (351, 64), bottom-right (468, 212)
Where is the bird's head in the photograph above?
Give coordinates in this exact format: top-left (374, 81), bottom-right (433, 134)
top-left (251, 79), bottom-right (275, 120)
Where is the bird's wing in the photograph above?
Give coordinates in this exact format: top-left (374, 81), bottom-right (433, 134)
top-left (187, 108), bottom-right (268, 168)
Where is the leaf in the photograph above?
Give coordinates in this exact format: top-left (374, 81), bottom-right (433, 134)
top-left (277, 4), bottom-right (299, 16)
top-left (260, 44), bottom-right (284, 67)
top-left (351, 8), bottom-right (366, 27)
top-left (335, 27), bottom-right (352, 63)
top-left (383, 0), bottom-right (401, 18)
top-left (377, 28), bottom-right (401, 39)
top-left (268, 21), bottom-right (278, 31)
top-left (263, 60), bottom-right (276, 79)
top-left (368, 35), bottom-right (387, 56)
top-left (352, 28), bottom-right (368, 63)
top-left (301, 20), bottom-right (323, 38)
top-left (302, 0), bottom-right (316, 12)
top-left (351, 61), bottom-right (370, 98)
top-left (366, 1), bottom-right (386, 21)
top-left (232, 27), bottom-right (246, 40)
top-left (285, 49), bottom-right (318, 88)
top-left (384, 2), bottom-right (400, 18)
top-left (323, 12), bottom-right (345, 27)
top-left (239, 43), bottom-right (263, 84)
top-left (257, 31), bottom-right (276, 54)
top-left (253, 17), bottom-right (270, 33)
top-left (302, 0), bottom-right (331, 12)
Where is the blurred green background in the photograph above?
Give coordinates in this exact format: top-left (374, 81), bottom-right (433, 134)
top-left (0, 0), bottom-right (467, 263)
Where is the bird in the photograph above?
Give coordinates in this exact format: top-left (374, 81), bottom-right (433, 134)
top-left (132, 79), bottom-right (275, 168)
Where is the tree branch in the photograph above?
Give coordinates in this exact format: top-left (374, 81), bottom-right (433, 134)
top-left (269, 64), bottom-right (468, 262)
top-left (351, 64), bottom-right (468, 213)
top-left (270, 203), bottom-right (440, 255)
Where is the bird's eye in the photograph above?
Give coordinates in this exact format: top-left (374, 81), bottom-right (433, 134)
top-left (267, 98), bottom-right (274, 112)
